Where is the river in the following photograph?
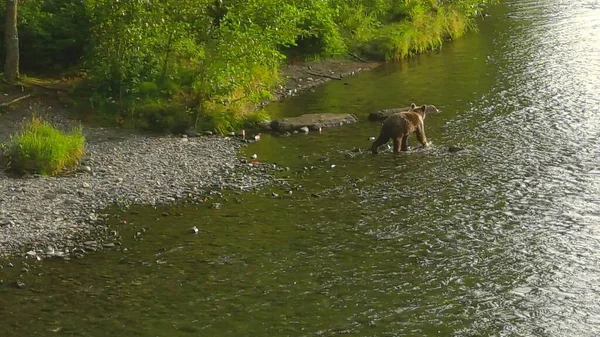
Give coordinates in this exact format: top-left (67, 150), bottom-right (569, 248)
top-left (2, 0), bottom-right (600, 336)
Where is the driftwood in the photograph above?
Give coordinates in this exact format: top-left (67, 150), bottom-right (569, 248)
top-left (368, 105), bottom-right (440, 121)
top-left (0, 94), bottom-right (31, 107)
top-left (347, 52), bottom-right (369, 63)
top-left (29, 82), bottom-right (69, 92)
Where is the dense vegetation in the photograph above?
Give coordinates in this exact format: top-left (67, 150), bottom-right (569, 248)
top-left (1, 0), bottom-right (495, 134)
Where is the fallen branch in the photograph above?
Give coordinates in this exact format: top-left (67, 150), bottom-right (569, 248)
top-left (307, 71), bottom-right (342, 81)
top-left (29, 82), bottom-right (69, 92)
top-left (347, 52), bottom-right (369, 63)
top-left (0, 94), bottom-right (31, 107)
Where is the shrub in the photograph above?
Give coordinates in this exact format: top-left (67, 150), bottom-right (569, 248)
top-left (7, 117), bottom-right (85, 175)
top-left (134, 101), bottom-right (192, 134)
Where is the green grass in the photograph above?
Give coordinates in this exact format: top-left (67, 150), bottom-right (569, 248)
top-left (360, 6), bottom-right (476, 61)
top-left (7, 116), bottom-right (85, 175)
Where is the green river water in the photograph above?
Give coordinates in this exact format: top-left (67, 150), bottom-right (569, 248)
top-left (2, 0), bottom-right (600, 336)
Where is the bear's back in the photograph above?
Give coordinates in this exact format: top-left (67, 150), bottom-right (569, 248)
top-left (381, 112), bottom-right (421, 136)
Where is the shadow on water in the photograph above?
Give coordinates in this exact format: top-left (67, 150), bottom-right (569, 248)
top-left (3, 0), bottom-right (600, 336)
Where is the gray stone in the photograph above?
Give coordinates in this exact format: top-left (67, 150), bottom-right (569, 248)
top-left (25, 250), bottom-right (36, 258)
top-left (299, 126), bottom-right (309, 134)
top-left (448, 146), bottom-right (467, 153)
top-left (184, 128), bottom-right (199, 137)
top-left (45, 246), bottom-right (55, 255)
top-left (262, 113), bottom-right (358, 132)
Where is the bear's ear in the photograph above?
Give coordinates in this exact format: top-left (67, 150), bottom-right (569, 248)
top-left (420, 105), bottom-right (427, 112)
top-left (410, 103), bottom-right (416, 110)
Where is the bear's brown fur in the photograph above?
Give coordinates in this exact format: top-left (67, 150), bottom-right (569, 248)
top-left (371, 103), bottom-right (436, 154)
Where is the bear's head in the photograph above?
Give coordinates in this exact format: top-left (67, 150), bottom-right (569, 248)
top-left (414, 104), bottom-right (440, 119)
top-left (408, 103), bottom-right (440, 115)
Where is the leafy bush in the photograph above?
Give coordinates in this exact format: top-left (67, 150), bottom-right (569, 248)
top-left (2, 0), bottom-right (494, 133)
top-left (7, 117), bottom-right (85, 176)
top-left (134, 101), bottom-right (192, 134)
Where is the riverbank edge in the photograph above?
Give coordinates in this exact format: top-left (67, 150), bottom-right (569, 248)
top-left (0, 57), bottom-right (384, 261)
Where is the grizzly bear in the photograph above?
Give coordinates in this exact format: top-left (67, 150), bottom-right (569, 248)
top-left (371, 103), bottom-right (438, 154)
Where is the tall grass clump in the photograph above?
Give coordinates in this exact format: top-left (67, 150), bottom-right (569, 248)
top-left (7, 116), bottom-right (85, 175)
top-left (359, 3), bottom-right (478, 61)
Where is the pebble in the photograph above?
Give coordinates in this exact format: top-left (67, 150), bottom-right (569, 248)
top-left (25, 250), bottom-right (37, 258)
top-left (299, 126), bottom-right (309, 134)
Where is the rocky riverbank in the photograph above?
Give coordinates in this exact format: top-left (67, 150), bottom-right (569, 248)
top-left (0, 58), bottom-right (378, 260)
top-left (0, 132), bottom-right (286, 259)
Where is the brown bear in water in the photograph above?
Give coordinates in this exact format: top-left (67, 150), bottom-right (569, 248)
top-left (371, 103), bottom-right (437, 154)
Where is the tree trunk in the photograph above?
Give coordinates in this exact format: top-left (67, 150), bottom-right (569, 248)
top-left (4, 0), bottom-right (19, 83)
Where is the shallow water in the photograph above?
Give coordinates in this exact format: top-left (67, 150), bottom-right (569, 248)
top-left (2, 1), bottom-right (600, 336)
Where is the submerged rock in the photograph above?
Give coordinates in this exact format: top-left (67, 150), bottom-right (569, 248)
top-left (262, 113), bottom-right (358, 132)
top-left (448, 145), bottom-right (466, 153)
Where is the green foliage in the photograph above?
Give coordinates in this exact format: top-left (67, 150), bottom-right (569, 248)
top-left (133, 100), bottom-right (192, 134)
top-left (7, 117), bottom-right (85, 176)
top-left (5, 0), bottom-right (494, 133)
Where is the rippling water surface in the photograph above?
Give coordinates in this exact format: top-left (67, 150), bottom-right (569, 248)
top-left (2, 1), bottom-right (600, 336)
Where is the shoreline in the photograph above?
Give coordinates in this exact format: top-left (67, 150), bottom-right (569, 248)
top-left (0, 57), bottom-right (378, 260)
top-left (0, 135), bottom-right (286, 259)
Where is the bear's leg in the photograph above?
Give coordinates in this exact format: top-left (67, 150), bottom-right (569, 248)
top-left (371, 135), bottom-right (390, 154)
top-left (400, 135), bottom-right (409, 151)
top-left (393, 138), bottom-right (401, 153)
top-left (415, 128), bottom-right (428, 148)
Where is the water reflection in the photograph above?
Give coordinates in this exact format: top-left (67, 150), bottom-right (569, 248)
top-left (2, 0), bottom-right (600, 336)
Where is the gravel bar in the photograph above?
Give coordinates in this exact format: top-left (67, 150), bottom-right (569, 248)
top-left (0, 134), bottom-right (278, 259)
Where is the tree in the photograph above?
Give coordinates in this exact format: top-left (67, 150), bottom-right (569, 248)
top-left (4, 0), bottom-right (19, 82)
